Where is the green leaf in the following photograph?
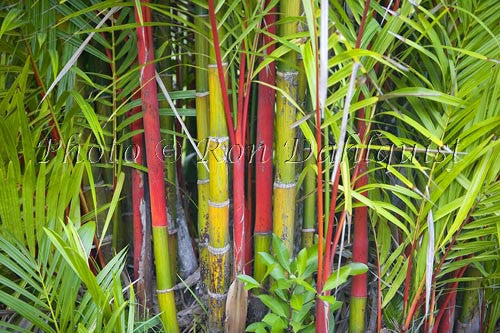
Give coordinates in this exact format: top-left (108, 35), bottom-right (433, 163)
top-left (323, 263), bottom-right (368, 292)
top-left (294, 278), bottom-right (316, 294)
top-left (318, 295), bottom-right (342, 311)
top-left (70, 91), bottom-right (105, 148)
top-left (380, 87), bottom-right (464, 107)
top-left (297, 248), bottom-right (307, 278)
top-left (382, 260), bottom-right (409, 307)
top-left (272, 234), bottom-right (291, 273)
top-left (246, 322), bottom-right (267, 333)
top-left (290, 293), bottom-right (304, 311)
top-left (99, 171), bottom-right (125, 248)
top-left (258, 294), bottom-right (290, 318)
top-left (237, 274), bottom-right (261, 290)
top-left (262, 313), bottom-right (288, 332)
top-left (0, 9), bottom-right (24, 40)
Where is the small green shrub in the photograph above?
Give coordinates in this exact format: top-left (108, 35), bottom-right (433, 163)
top-left (238, 235), bottom-right (367, 333)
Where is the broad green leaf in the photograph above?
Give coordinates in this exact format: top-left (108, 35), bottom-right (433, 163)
top-left (258, 294), bottom-right (289, 318)
top-left (323, 263), bottom-right (368, 291)
top-left (237, 274), bottom-right (261, 290)
top-left (272, 234), bottom-right (291, 273)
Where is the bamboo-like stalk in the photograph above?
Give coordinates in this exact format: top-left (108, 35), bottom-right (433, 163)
top-left (273, 0), bottom-right (300, 254)
top-left (253, 1), bottom-right (276, 284)
top-left (349, 102), bottom-right (369, 333)
top-left (317, 1), bottom-right (371, 330)
top-left (297, 52), bottom-right (314, 249)
top-left (134, 3), bottom-right (178, 331)
top-left (154, 0), bottom-right (178, 283)
top-left (129, 90), bottom-right (153, 308)
top-left (206, 0), bottom-right (257, 329)
top-left (348, 0), bottom-right (399, 323)
top-left (207, 58), bottom-right (230, 333)
top-left (194, 6), bottom-right (210, 291)
top-left (245, 83), bottom-right (258, 276)
top-left (159, 75), bottom-right (178, 284)
top-left (301, 147), bottom-right (316, 248)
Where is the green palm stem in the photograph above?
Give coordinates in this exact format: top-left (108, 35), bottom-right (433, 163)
top-left (108, 23), bottom-right (121, 253)
top-left (301, 146), bottom-right (316, 248)
top-left (273, 0), bottom-right (300, 254)
top-left (296, 55), bottom-right (315, 249)
top-left (134, 2), bottom-right (178, 331)
top-left (96, 99), bottom-right (121, 253)
top-left (82, 58), bottom-right (114, 257)
top-left (94, 22), bottom-right (133, 254)
top-left (81, 140), bottom-right (108, 230)
top-left (194, 6), bottom-right (210, 291)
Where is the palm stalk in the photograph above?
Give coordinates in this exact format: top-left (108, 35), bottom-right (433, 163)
top-left (160, 74), bottom-right (178, 283)
top-left (129, 90), bottom-right (153, 308)
top-left (155, 1), bottom-right (178, 283)
top-left (231, 2), bottom-right (256, 278)
top-left (297, 49), bottom-right (314, 249)
top-left (205, 2), bottom-right (233, 322)
top-left (253, 1), bottom-right (276, 284)
top-left (301, 147), bottom-right (316, 248)
top-left (194, 5), bottom-right (210, 291)
top-left (134, 2), bottom-right (178, 331)
top-left (349, 102), bottom-right (369, 332)
top-left (207, 61), bottom-right (230, 332)
top-left (273, 0), bottom-right (300, 254)
top-left (317, 2), bottom-right (371, 330)
top-left (206, 0), bottom-right (249, 329)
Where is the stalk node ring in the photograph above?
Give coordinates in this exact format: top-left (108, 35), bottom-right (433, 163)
top-left (207, 289), bottom-right (227, 300)
top-left (208, 199), bottom-right (230, 208)
top-left (276, 71), bottom-right (299, 79)
top-left (156, 288), bottom-right (175, 294)
top-left (273, 180), bottom-right (297, 189)
top-left (208, 244), bottom-right (230, 255)
top-left (208, 63), bottom-right (228, 68)
top-left (208, 136), bottom-right (230, 143)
